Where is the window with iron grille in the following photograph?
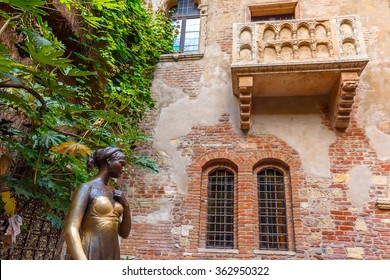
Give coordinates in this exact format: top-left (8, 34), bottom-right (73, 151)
top-left (206, 169), bottom-right (234, 249)
top-left (170, 0), bottom-right (200, 53)
top-left (257, 168), bottom-right (288, 251)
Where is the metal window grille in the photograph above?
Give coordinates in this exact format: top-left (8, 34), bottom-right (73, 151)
top-left (258, 168), bottom-right (288, 251)
top-left (206, 169), bottom-right (234, 249)
top-left (252, 14), bottom-right (295, 22)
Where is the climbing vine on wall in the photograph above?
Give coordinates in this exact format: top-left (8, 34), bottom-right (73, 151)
top-left (0, 0), bottom-right (174, 227)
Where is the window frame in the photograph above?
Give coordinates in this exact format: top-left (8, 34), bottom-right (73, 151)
top-left (172, 15), bottom-right (201, 53)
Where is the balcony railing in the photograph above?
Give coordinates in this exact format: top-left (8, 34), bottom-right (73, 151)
top-left (231, 15), bottom-right (369, 131)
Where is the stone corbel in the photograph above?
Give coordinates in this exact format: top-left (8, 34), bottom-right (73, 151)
top-left (238, 76), bottom-right (253, 131)
top-left (330, 72), bottom-right (359, 130)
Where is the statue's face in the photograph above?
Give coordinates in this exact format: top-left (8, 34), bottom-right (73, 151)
top-left (108, 152), bottom-right (126, 178)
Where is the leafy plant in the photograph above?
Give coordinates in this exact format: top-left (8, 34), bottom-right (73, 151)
top-left (0, 0), bottom-right (174, 227)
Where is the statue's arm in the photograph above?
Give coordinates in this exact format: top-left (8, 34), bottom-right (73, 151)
top-left (64, 184), bottom-right (90, 260)
top-left (118, 193), bottom-right (131, 238)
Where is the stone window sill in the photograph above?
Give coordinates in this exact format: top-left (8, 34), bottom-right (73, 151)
top-left (253, 250), bottom-right (296, 256)
top-left (197, 248), bottom-right (239, 254)
top-left (160, 52), bottom-right (204, 62)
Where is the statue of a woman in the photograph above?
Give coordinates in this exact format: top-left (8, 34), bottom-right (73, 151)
top-left (64, 147), bottom-right (131, 260)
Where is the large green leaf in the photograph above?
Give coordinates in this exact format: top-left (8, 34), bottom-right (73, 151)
top-left (0, 0), bottom-right (48, 16)
top-left (0, 0), bottom-right (174, 227)
top-left (24, 43), bottom-right (73, 69)
top-left (0, 54), bottom-right (24, 75)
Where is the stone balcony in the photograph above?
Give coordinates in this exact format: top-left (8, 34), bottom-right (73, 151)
top-left (231, 15), bottom-right (369, 131)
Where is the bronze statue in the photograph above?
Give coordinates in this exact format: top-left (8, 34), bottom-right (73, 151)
top-left (64, 147), bottom-right (131, 260)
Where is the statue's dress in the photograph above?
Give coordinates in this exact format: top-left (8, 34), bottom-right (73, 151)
top-left (79, 187), bottom-right (124, 260)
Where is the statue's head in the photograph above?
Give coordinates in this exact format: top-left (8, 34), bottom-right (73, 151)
top-left (87, 147), bottom-right (126, 177)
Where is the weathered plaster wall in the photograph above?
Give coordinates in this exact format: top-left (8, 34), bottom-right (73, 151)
top-left (152, 44), bottom-right (240, 193)
top-left (251, 96), bottom-right (335, 178)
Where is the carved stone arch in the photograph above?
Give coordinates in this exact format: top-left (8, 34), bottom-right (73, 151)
top-left (280, 22), bottom-right (294, 30)
top-left (297, 22), bottom-right (310, 29)
top-left (339, 19), bottom-right (355, 36)
top-left (280, 42), bottom-right (294, 60)
top-left (263, 45), bottom-right (278, 61)
top-left (342, 37), bottom-right (357, 55)
top-left (298, 41), bottom-right (312, 59)
top-left (316, 42), bottom-right (330, 58)
top-left (239, 44), bottom-right (253, 61)
top-left (263, 25), bottom-right (276, 42)
top-left (297, 22), bottom-right (311, 39)
top-left (314, 23), bottom-right (328, 38)
top-left (279, 23), bottom-right (293, 39)
top-left (239, 26), bottom-right (253, 43)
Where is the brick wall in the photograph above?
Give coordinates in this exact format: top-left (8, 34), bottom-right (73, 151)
top-left (122, 111), bottom-right (390, 259)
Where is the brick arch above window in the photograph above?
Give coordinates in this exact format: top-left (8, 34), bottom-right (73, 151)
top-left (249, 151), bottom-right (302, 172)
top-left (202, 158), bottom-right (239, 174)
top-left (195, 151), bottom-right (244, 170)
top-left (253, 158), bottom-right (291, 174)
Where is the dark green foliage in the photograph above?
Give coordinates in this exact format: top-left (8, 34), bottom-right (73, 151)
top-left (0, 0), bottom-right (174, 227)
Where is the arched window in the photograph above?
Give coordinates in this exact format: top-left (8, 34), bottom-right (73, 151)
top-left (257, 168), bottom-right (288, 251)
top-left (170, 0), bottom-right (200, 53)
top-left (206, 169), bottom-right (235, 249)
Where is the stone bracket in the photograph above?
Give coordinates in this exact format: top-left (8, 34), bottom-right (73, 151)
top-left (330, 72), bottom-right (360, 130)
top-left (238, 76), bottom-right (253, 131)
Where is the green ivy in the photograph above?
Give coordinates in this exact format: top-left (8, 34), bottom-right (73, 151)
top-left (0, 0), bottom-right (174, 227)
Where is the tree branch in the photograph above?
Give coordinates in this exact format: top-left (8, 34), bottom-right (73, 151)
top-left (0, 83), bottom-right (47, 109)
top-left (0, 14), bottom-right (21, 37)
top-left (48, 126), bottom-right (79, 138)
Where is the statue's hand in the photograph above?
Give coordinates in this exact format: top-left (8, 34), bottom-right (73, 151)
top-left (113, 190), bottom-right (129, 207)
